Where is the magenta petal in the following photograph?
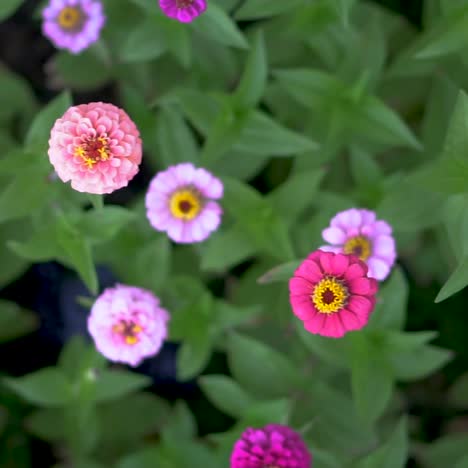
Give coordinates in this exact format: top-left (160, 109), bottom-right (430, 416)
top-left (320, 314), bottom-right (346, 338)
top-left (295, 259), bottom-right (323, 283)
top-left (347, 295), bottom-right (373, 317)
top-left (343, 261), bottom-right (368, 281)
top-left (349, 277), bottom-right (374, 295)
top-left (290, 296), bottom-right (317, 320)
top-left (303, 313), bottom-right (326, 335)
top-left (329, 253), bottom-right (349, 276)
top-left (289, 277), bottom-right (313, 296)
top-left (340, 309), bottom-right (365, 331)
top-left (319, 251), bottom-right (334, 274)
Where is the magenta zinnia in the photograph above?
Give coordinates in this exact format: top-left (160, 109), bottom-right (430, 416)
top-left (42, 0), bottom-right (105, 54)
top-left (289, 250), bottom-right (378, 338)
top-left (88, 284), bottom-right (170, 367)
top-left (230, 424), bottom-right (312, 468)
top-left (159, 0), bottom-right (206, 23)
top-left (48, 102), bottom-right (142, 194)
top-left (145, 163), bottom-right (223, 243)
top-left (320, 208), bottom-right (396, 281)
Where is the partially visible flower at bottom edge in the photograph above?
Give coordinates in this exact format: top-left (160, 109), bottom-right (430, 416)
top-left (230, 423), bottom-right (312, 468)
top-left (87, 284), bottom-right (170, 367)
top-left (159, 0), bottom-right (207, 23)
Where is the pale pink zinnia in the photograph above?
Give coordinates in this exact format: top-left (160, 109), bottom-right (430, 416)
top-left (48, 102), bottom-right (142, 194)
top-left (289, 250), bottom-right (378, 338)
top-left (88, 284), bottom-right (170, 367)
top-left (145, 163), bottom-right (223, 244)
top-left (320, 208), bottom-right (396, 281)
top-left (159, 0), bottom-right (206, 22)
top-left (230, 424), bottom-right (312, 468)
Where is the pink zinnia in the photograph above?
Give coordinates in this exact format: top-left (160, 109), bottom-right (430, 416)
top-left (159, 0), bottom-right (206, 23)
top-left (88, 284), bottom-right (170, 367)
top-left (42, 0), bottom-right (105, 54)
top-left (289, 250), bottom-right (378, 338)
top-left (48, 102), bottom-right (142, 194)
top-left (145, 163), bottom-right (223, 244)
top-left (320, 208), bottom-right (396, 281)
top-left (230, 424), bottom-right (312, 468)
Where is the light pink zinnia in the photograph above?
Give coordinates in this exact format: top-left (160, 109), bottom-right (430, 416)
top-left (88, 284), bottom-right (170, 367)
top-left (320, 208), bottom-right (396, 281)
top-left (159, 0), bottom-right (206, 23)
top-left (48, 102), bottom-right (142, 194)
top-left (289, 250), bottom-right (378, 338)
top-left (145, 163), bottom-right (223, 244)
top-left (230, 424), bottom-right (312, 468)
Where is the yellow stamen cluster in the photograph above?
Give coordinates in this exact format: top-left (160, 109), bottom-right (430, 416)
top-left (112, 321), bottom-right (143, 346)
top-left (57, 6), bottom-right (84, 31)
top-left (169, 189), bottom-right (202, 220)
top-left (343, 235), bottom-right (371, 261)
top-left (312, 277), bottom-right (348, 314)
top-left (74, 136), bottom-right (111, 169)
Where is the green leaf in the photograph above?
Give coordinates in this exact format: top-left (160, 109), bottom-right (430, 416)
top-left (436, 255), bottom-right (468, 302)
top-left (190, 3), bottom-right (248, 49)
top-left (420, 434), bottom-right (468, 468)
top-left (163, 400), bottom-right (196, 441)
top-left (4, 368), bottom-right (73, 407)
top-left (228, 333), bottom-right (301, 398)
top-left (448, 372), bottom-right (468, 408)
top-left (350, 333), bottom-right (393, 426)
top-left (0, 0), bottom-right (24, 20)
top-left (177, 338), bottom-right (212, 381)
top-left (199, 375), bottom-right (254, 418)
top-left (0, 300), bottom-right (38, 343)
top-left (25, 91), bottom-right (72, 150)
top-left (120, 17), bottom-right (167, 62)
top-left (235, 0), bottom-right (304, 20)
top-left (26, 408), bottom-right (64, 442)
top-left (234, 31), bottom-right (267, 109)
top-left (242, 398), bottom-right (290, 426)
top-left (454, 454), bottom-right (468, 468)
top-left (56, 214), bottom-right (98, 295)
top-left (358, 418), bottom-right (408, 468)
top-left (257, 260), bottom-right (300, 284)
top-left (93, 370), bottom-right (151, 403)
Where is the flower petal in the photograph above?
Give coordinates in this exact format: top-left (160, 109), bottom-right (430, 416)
top-left (322, 227), bottom-right (346, 245)
top-left (367, 257), bottom-right (391, 281)
top-left (294, 259), bottom-right (323, 283)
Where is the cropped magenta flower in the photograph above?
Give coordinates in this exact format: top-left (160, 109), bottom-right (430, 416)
top-left (289, 250), bottom-right (378, 338)
top-left (230, 424), bottom-right (312, 468)
top-left (320, 208), bottom-right (396, 281)
top-left (88, 284), bottom-right (170, 367)
top-left (145, 163), bottom-right (223, 243)
top-left (48, 102), bottom-right (142, 194)
top-left (42, 0), bottom-right (105, 54)
top-left (159, 0), bottom-right (206, 22)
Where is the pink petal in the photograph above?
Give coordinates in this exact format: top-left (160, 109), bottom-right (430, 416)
top-left (321, 314), bottom-right (346, 338)
top-left (330, 253), bottom-right (349, 276)
top-left (367, 257), bottom-right (391, 281)
top-left (319, 251), bottom-right (334, 274)
top-left (343, 260), bottom-right (368, 281)
top-left (349, 277), bottom-right (376, 295)
top-left (339, 309), bottom-right (365, 331)
top-left (347, 295), bottom-right (373, 317)
top-left (294, 259), bottom-right (323, 283)
top-left (373, 235), bottom-right (396, 257)
top-left (303, 313), bottom-right (327, 335)
top-left (318, 245), bottom-right (342, 254)
top-left (289, 277), bottom-right (314, 296)
top-left (290, 296), bottom-right (317, 320)
top-left (322, 227), bottom-right (346, 245)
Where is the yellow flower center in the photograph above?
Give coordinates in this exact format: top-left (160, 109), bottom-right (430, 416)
top-left (169, 189), bottom-right (202, 220)
top-left (112, 320), bottom-right (143, 346)
top-left (57, 6), bottom-right (84, 31)
top-left (312, 277), bottom-right (348, 314)
top-left (343, 235), bottom-right (371, 261)
top-left (74, 136), bottom-right (111, 169)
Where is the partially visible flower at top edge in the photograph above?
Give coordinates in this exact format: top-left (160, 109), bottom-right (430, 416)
top-left (320, 208), bottom-right (397, 281)
top-left (289, 250), bottom-right (378, 338)
top-left (48, 102), bottom-right (142, 194)
top-left (159, 0), bottom-right (207, 23)
top-left (88, 284), bottom-right (170, 367)
top-left (145, 162), bottom-right (223, 244)
top-left (42, 0), bottom-right (105, 54)
top-left (230, 424), bottom-right (312, 468)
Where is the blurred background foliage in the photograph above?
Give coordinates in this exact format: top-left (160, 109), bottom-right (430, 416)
top-left (1, 0), bottom-right (468, 467)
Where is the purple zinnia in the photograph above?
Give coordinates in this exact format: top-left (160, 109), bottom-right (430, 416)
top-left (88, 284), bottom-right (170, 367)
top-left (320, 208), bottom-right (396, 281)
top-left (42, 0), bottom-right (105, 54)
top-left (230, 424), bottom-right (312, 468)
top-left (159, 0), bottom-right (207, 23)
top-left (145, 162), bottom-right (223, 244)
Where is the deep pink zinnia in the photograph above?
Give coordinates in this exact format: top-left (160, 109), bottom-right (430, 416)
top-left (48, 102), bottom-right (142, 194)
top-left (320, 208), bottom-right (396, 281)
top-left (159, 0), bottom-right (206, 23)
top-left (230, 424), bottom-right (312, 468)
top-left (289, 250), bottom-right (378, 338)
top-left (145, 162), bottom-right (223, 244)
top-left (88, 284), bottom-right (170, 367)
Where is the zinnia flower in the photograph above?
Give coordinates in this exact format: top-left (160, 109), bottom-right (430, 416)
top-left (145, 162), bottom-right (223, 243)
top-left (320, 208), bottom-right (396, 281)
top-left (230, 424), bottom-right (312, 468)
top-left (289, 250), bottom-right (378, 338)
top-left (42, 0), bottom-right (105, 54)
top-left (48, 102), bottom-right (142, 194)
top-left (159, 0), bottom-right (206, 23)
top-left (88, 284), bottom-right (170, 367)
